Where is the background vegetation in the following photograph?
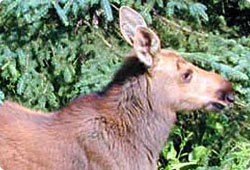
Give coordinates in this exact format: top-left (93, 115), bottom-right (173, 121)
top-left (0, 0), bottom-right (249, 169)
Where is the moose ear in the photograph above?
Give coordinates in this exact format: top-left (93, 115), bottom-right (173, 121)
top-left (133, 26), bottom-right (161, 67)
top-left (119, 6), bottom-right (147, 46)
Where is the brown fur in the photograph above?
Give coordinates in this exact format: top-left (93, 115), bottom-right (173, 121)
top-left (0, 51), bottom-right (233, 170)
top-left (0, 7), bottom-right (234, 170)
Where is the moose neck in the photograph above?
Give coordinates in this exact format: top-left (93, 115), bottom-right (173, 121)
top-left (102, 56), bottom-right (177, 159)
top-left (58, 55), bottom-right (176, 162)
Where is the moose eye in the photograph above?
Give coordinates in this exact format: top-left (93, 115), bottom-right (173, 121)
top-left (181, 69), bottom-right (193, 83)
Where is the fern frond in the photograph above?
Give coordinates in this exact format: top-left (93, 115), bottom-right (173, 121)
top-left (188, 2), bottom-right (208, 23)
top-left (52, 1), bottom-right (69, 26)
top-left (101, 0), bottom-right (114, 21)
top-left (166, 1), bottom-right (187, 17)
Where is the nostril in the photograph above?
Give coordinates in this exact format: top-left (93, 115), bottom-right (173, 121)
top-left (217, 90), bottom-right (234, 103)
top-left (226, 93), bottom-right (235, 103)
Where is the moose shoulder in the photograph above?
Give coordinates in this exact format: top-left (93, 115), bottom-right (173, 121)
top-left (0, 6), bottom-right (234, 170)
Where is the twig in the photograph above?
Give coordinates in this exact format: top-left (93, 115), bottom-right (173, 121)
top-left (157, 15), bottom-right (209, 37)
top-left (82, 20), bottom-right (112, 48)
top-left (83, 20), bottom-right (91, 27)
top-left (95, 32), bottom-right (112, 48)
top-left (111, 4), bottom-right (119, 11)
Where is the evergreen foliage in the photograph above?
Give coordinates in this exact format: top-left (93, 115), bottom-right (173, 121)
top-left (0, 0), bottom-right (249, 169)
top-left (200, 0), bottom-right (250, 35)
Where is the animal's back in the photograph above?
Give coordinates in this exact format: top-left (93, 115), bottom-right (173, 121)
top-left (0, 101), bottom-right (87, 170)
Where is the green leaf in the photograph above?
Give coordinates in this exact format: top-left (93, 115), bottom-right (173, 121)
top-left (52, 1), bottom-right (69, 26)
top-left (166, 1), bottom-right (187, 17)
top-left (238, 0), bottom-right (250, 10)
top-left (188, 146), bottom-right (208, 163)
top-left (189, 2), bottom-right (208, 22)
top-left (162, 142), bottom-right (177, 160)
top-left (5, 0), bottom-right (20, 15)
top-left (0, 90), bottom-right (5, 104)
top-left (64, 66), bottom-right (72, 83)
top-left (8, 63), bottom-right (19, 80)
top-left (17, 48), bottom-right (26, 67)
top-left (17, 73), bottom-right (29, 95)
top-left (156, 0), bottom-right (164, 8)
top-left (63, 0), bottom-right (73, 14)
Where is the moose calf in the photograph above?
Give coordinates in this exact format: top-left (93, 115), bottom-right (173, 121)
top-left (0, 6), bottom-right (234, 170)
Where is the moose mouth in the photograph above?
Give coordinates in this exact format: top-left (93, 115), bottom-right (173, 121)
top-left (206, 102), bottom-right (226, 111)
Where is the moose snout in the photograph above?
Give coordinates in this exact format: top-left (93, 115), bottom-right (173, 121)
top-left (216, 80), bottom-right (235, 104)
top-left (206, 79), bottom-right (234, 112)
